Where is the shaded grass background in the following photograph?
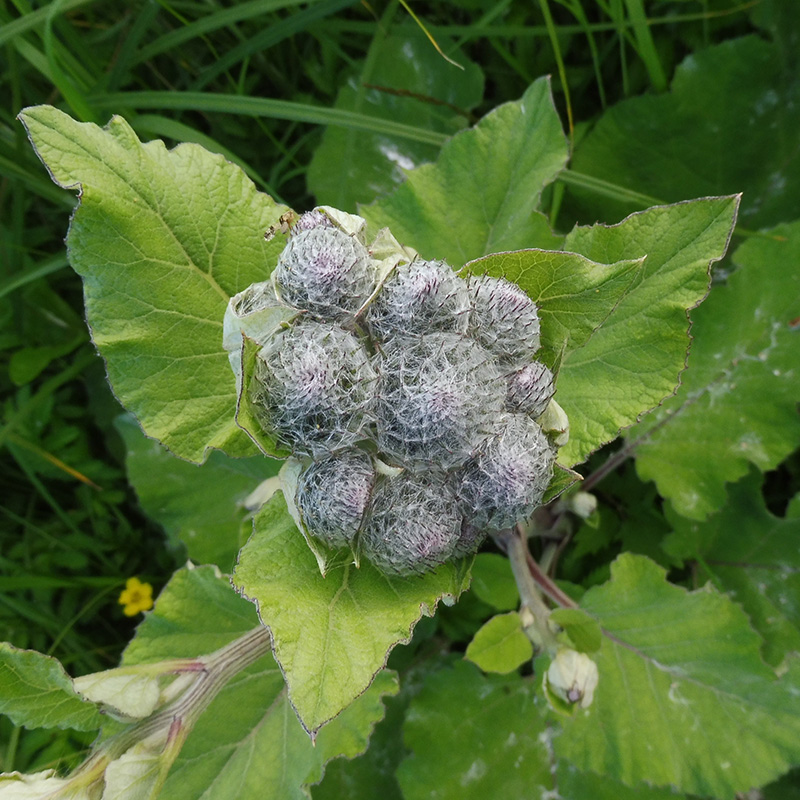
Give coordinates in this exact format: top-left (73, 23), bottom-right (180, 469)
top-left (0, 0), bottom-right (792, 783)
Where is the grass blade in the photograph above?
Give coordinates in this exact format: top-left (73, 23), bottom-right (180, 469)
top-left (91, 91), bottom-right (450, 146)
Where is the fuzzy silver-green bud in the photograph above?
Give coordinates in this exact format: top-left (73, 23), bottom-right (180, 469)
top-left (296, 449), bottom-right (375, 549)
top-left (367, 259), bottom-right (470, 339)
top-left (375, 333), bottom-right (505, 470)
top-left (468, 275), bottom-right (541, 365)
top-left (253, 320), bottom-right (376, 456)
top-left (360, 472), bottom-right (462, 576)
top-left (274, 227), bottom-right (374, 320)
top-left (457, 413), bottom-right (554, 530)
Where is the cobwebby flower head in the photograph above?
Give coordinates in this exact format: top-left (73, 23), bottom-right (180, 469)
top-left (273, 227), bottom-right (374, 320)
top-left (375, 332), bottom-right (505, 470)
top-left (359, 472), bottom-right (463, 576)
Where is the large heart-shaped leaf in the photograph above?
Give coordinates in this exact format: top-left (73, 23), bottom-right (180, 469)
top-left (19, 105), bottom-right (289, 463)
top-left (557, 554), bottom-right (800, 798)
top-left (630, 219), bottom-right (800, 519)
top-left (557, 196), bottom-right (740, 466)
top-left (360, 77), bottom-right (568, 266)
top-left (233, 493), bottom-right (471, 735)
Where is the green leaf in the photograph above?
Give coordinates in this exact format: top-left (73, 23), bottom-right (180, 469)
top-left (308, 24), bottom-right (484, 212)
top-left (567, 36), bottom-right (800, 230)
top-left (549, 608), bottom-right (602, 654)
top-left (631, 219), bottom-right (800, 519)
top-left (556, 554), bottom-right (800, 797)
top-left (122, 565), bottom-right (398, 800)
top-left (19, 105), bottom-right (290, 463)
top-left (557, 196), bottom-right (739, 466)
top-left (464, 612), bottom-right (533, 674)
top-left (463, 248), bottom-right (643, 365)
top-left (0, 643), bottom-right (102, 732)
top-left (397, 662), bottom-right (554, 799)
top-left (310, 698), bottom-right (405, 800)
top-left (543, 464), bottom-right (583, 504)
top-left (469, 553), bottom-right (519, 612)
top-left (233, 492), bottom-right (471, 735)
top-left (115, 414), bottom-right (280, 570)
top-left (360, 77), bottom-right (568, 267)
top-left (556, 766), bottom-right (688, 800)
top-left (664, 471), bottom-right (800, 667)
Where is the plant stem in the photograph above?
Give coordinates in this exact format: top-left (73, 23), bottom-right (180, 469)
top-left (497, 528), bottom-right (558, 651)
top-left (524, 545), bottom-right (578, 609)
top-left (70, 626), bottom-right (273, 789)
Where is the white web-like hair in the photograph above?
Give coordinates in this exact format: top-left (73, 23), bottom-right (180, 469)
top-left (230, 280), bottom-right (280, 317)
top-left (296, 449), bottom-right (375, 549)
top-left (375, 333), bottom-right (505, 470)
top-left (254, 320), bottom-right (376, 457)
top-left (451, 520), bottom-right (488, 560)
top-left (292, 210), bottom-right (334, 234)
top-left (274, 227), bottom-right (374, 320)
top-left (360, 472), bottom-right (463, 576)
top-left (506, 361), bottom-right (555, 418)
top-left (367, 259), bottom-right (470, 340)
top-left (468, 275), bottom-right (541, 366)
top-left (456, 413), bottom-right (555, 531)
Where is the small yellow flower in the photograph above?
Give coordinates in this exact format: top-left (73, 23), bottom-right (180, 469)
top-left (118, 577), bottom-right (154, 617)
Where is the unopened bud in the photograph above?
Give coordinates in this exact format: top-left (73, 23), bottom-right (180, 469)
top-left (545, 647), bottom-right (599, 709)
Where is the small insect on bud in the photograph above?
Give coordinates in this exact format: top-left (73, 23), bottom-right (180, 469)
top-left (253, 320), bottom-right (376, 456)
top-left (273, 227), bottom-right (374, 320)
top-left (544, 647), bottom-right (599, 709)
top-left (468, 275), bottom-right (541, 365)
top-left (360, 472), bottom-right (463, 576)
top-left (367, 258), bottom-right (470, 340)
top-left (457, 413), bottom-right (555, 531)
top-left (296, 449), bottom-right (376, 549)
top-left (375, 333), bottom-right (505, 470)
top-left (506, 361), bottom-right (555, 418)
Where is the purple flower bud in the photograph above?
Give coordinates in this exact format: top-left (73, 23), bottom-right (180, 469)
top-left (296, 449), bottom-right (375, 549)
top-left (360, 472), bottom-right (462, 576)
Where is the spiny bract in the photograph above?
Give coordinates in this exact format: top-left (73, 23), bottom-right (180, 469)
top-left (506, 361), bottom-right (556, 418)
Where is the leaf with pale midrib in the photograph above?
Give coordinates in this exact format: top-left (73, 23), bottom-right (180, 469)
top-left (233, 493), bottom-right (470, 735)
top-left (19, 105), bottom-right (289, 463)
top-left (556, 553), bottom-right (800, 798)
top-left (121, 565), bottom-right (397, 800)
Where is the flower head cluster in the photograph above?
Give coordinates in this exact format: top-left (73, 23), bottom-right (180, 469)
top-left (227, 209), bottom-right (562, 576)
